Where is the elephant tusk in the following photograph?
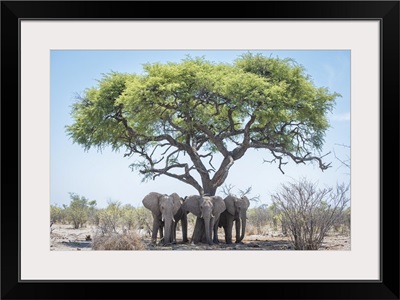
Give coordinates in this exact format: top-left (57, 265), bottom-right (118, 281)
top-left (211, 213), bottom-right (215, 218)
top-left (172, 217), bottom-right (175, 222)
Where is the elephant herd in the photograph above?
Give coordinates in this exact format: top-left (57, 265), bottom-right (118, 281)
top-left (142, 192), bottom-right (250, 246)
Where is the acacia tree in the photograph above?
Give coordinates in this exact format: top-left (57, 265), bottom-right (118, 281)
top-left (67, 53), bottom-right (339, 241)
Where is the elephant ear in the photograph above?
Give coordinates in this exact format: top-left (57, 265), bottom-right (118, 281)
top-left (142, 192), bottom-right (162, 215)
top-left (211, 196), bottom-right (226, 216)
top-left (224, 195), bottom-right (236, 216)
top-left (181, 195), bottom-right (202, 217)
top-left (170, 192), bottom-right (182, 215)
top-left (242, 196), bottom-right (250, 209)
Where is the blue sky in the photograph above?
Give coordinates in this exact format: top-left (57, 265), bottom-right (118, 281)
top-left (50, 50), bottom-right (351, 208)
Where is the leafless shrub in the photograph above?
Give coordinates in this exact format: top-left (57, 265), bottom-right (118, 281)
top-left (272, 178), bottom-right (350, 250)
top-left (220, 183), bottom-right (260, 202)
top-left (92, 230), bottom-right (146, 250)
top-left (97, 200), bottom-right (123, 234)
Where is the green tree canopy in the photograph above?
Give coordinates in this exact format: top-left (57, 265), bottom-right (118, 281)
top-left (67, 53), bottom-right (339, 196)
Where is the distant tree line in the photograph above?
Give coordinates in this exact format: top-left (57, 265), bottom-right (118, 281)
top-left (50, 192), bottom-right (152, 233)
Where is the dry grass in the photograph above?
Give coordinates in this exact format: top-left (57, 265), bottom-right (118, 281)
top-left (92, 231), bottom-right (146, 250)
top-left (50, 222), bottom-right (350, 251)
top-left (246, 223), bottom-right (272, 236)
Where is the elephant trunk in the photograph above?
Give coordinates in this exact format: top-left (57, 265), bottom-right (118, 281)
top-left (204, 216), bottom-right (213, 245)
top-left (163, 216), bottom-right (173, 245)
top-left (162, 215), bottom-right (175, 222)
top-left (238, 216), bottom-right (246, 243)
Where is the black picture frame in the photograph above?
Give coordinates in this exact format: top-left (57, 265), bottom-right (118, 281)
top-left (2, 1), bottom-right (399, 299)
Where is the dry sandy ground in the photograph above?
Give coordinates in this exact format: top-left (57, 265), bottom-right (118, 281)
top-left (50, 224), bottom-right (350, 251)
top-left (50, 224), bottom-right (94, 251)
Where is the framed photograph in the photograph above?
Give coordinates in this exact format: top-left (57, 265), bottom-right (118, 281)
top-left (2, 1), bottom-right (399, 299)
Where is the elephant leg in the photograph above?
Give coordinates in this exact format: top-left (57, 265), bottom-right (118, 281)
top-left (151, 218), bottom-right (160, 244)
top-left (201, 223), bottom-right (210, 244)
top-left (193, 218), bottom-right (208, 244)
top-left (213, 217), bottom-right (220, 244)
top-left (225, 219), bottom-right (233, 244)
top-left (172, 221), bottom-right (177, 244)
top-left (181, 214), bottom-right (188, 243)
top-left (192, 217), bottom-right (204, 244)
top-left (201, 230), bottom-right (207, 243)
top-left (223, 226), bottom-right (229, 244)
top-left (159, 222), bottom-right (164, 244)
top-left (199, 220), bottom-right (208, 244)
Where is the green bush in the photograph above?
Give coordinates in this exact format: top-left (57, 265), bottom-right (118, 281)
top-left (50, 204), bottom-right (68, 224)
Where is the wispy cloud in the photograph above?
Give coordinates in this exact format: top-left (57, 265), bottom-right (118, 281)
top-left (331, 112), bottom-right (351, 121)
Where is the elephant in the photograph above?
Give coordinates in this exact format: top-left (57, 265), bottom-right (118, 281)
top-left (218, 195), bottom-right (250, 244)
top-left (142, 192), bottom-right (188, 245)
top-left (182, 194), bottom-right (226, 245)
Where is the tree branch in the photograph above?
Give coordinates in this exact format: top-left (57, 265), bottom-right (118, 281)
top-left (211, 155), bottom-right (234, 188)
top-left (260, 144), bottom-right (331, 173)
top-left (140, 163), bottom-right (203, 194)
top-left (194, 123), bottom-right (229, 157)
top-left (231, 114), bottom-right (257, 160)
